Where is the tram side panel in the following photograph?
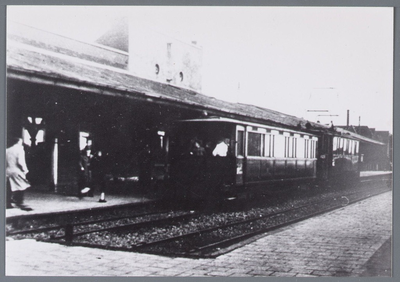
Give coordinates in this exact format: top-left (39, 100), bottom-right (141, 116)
top-left (316, 133), bottom-right (333, 182)
top-left (239, 125), bottom-right (318, 194)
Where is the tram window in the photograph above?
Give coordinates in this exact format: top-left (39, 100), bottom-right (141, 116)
top-left (274, 134), bottom-right (285, 158)
top-left (261, 134), bottom-right (265, 156)
top-left (284, 137), bottom-right (297, 158)
top-left (354, 141), bottom-right (359, 154)
top-left (311, 140), bottom-right (316, 158)
top-left (212, 138), bottom-right (229, 157)
top-left (284, 137), bottom-right (290, 158)
top-left (271, 135), bottom-right (275, 157)
top-left (304, 139), bottom-right (308, 158)
top-left (297, 138), bottom-right (305, 158)
top-left (237, 131), bottom-right (244, 156)
top-left (311, 140), bottom-right (313, 158)
top-left (284, 137), bottom-right (288, 157)
top-left (314, 141), bottom-right (317, 158)
top-left (248, 132), bottom-right (262, 156)
top-left (333, 137), bottom-right (338, 151)
top-left (304, 139), bottom-right (315, 159)
top-left (349, 140), bottom-right (353, 154)
top-left (264, 134), bottom-right (271, 157)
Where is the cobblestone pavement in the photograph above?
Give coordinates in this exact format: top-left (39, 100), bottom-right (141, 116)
top-left (6, 191), bottom-right (392, 277)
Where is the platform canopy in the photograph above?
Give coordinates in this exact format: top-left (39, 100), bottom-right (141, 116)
top-left (8, 43), bottom-right (333, 131)
top-left (8, 40), bottom-right (383, 146)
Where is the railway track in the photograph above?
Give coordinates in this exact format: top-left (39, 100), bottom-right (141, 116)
top-left (6, 210), bottom-right (196, 238)
top-left (5, 200), bottom-right (185, 237)
top-left (7, 176), bottom-right (389, 258)
top-left (133, 182), bottom-right (391, 258)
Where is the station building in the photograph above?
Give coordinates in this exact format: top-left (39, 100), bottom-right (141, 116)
top-left (7, 18), bottom-right (205, 195)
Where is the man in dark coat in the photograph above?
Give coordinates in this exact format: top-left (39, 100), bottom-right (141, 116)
top-left (78, 148), bottom-right (92, 198)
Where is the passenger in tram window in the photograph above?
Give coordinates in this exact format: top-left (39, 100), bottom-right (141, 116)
top-left (193, 140), bottom-right (206, 156)
top-left (190, 138), bottom-right (206, 156)
top-left (205, 141), bottom-right (214, 155)
top-left (78, 147), bottom-right (93, 199)
top-left (6, 137), bottom-right (32, 211)
top-left (83, 138), bottom-right (93, 151)
top-left (212, 138), bottom-right (230, 157)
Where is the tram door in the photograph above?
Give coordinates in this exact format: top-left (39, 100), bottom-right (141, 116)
top-left (235, 126), bottom-right (245, 186)
top-left (316, 135), bottom-right (331, 181)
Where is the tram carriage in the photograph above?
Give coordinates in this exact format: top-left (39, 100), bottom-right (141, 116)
top-left (169, 117), bottom-right (324, 201)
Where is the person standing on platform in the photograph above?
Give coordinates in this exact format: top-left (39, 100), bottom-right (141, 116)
top-left (78, 146), bottom-right (93, 199)
top-left (6, 137), bottom-right (32, 211)
top-left (91, 150), bottom-right (108, 202)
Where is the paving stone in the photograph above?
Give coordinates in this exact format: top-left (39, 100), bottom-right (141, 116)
top-left (270, 271), bottom-right (297, 277)
top-left (246, 269), bottom-right (275, 276)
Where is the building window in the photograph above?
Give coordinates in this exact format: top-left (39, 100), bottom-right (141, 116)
top-left (24, 116), bottom-right (45, 146)
top-left (79, 132), bottom-right (90, 150)
top-left (155, 64), bottom-right (160, 75)
top-left (157, 131), bottom-right (165, 149)
top-left (179, 72), bottom-right (184, 81)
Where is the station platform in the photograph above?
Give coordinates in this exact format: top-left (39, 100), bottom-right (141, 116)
top-left (5, 170), bottom-right (392, 219)
top-left (5, 190), bottom-right (392, 277)
top-left (6, 190), bottom-right (157, 219)
top-left (360, 171), bottom-right (392, 177)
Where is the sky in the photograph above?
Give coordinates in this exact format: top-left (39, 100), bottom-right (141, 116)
top-left (7, 6), bottom-right (394, 132)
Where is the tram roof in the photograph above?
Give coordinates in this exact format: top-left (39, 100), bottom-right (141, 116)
top-left (6, 40), bottom-right (383, 146)
top-left (335, 128), bottom-right (385, 145)
top-left (177, 117), bottom-right (319, 135)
